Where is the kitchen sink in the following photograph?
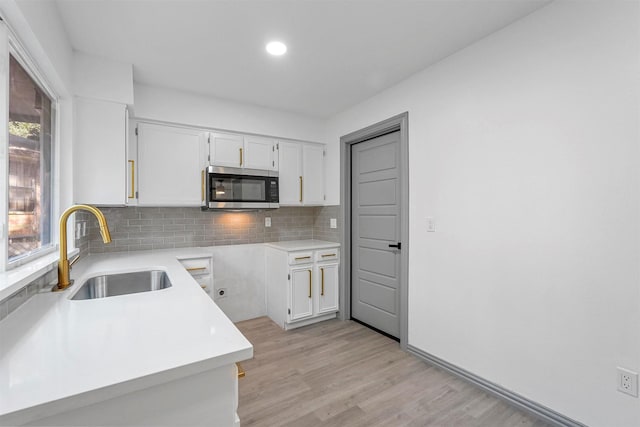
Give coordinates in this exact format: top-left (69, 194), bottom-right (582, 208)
top-left (71, 270), bottom-right (172, 300)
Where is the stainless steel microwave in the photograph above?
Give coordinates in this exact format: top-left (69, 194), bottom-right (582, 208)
top-left (203, 166), bottom-right (279, 209)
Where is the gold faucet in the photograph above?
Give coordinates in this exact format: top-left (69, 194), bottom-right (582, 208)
top-left (55, 204), bottom-right (112, 291)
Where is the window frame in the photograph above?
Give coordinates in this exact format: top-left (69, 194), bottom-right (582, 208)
top-left (0, 22), bottom-right (59, 272)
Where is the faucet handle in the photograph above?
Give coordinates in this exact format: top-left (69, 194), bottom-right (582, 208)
top-left (69, 254), bottom-right (81, 268)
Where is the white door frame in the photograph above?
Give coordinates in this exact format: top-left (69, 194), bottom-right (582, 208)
top-left (339, 112), bottom-right (409, 350)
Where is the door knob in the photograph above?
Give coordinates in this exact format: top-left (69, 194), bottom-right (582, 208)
top-left (388, 242), bottom-right (401, 250)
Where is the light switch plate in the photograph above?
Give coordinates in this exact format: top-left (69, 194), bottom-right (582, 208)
top-left (426, 217), bottom-right (436, 232)
top-left (330, 218), bottom-right (337, 229)
top-left (265, 217), bottom-right (271, 227)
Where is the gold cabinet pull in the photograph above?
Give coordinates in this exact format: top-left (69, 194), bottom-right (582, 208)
top-left (321, 253), bottom-right (336, 258)
top-left (299, 176), bottom-right (303, 202)
top-left (295, 256), bottom-right (311, 261)
top-left (186, 266), bottom-right (207, 272)
top-left (128, 160), bottom-right (135, 198)
top-left (240, 148), bottom-right (243, 166)
top-left (236, 362), bottom-right (245, 378)
top-left (201, 169), bottom-right (205, 202)
top-left (308, 269), bottom-right (312, 298)
top-left (321, 267), bottom-right (325, 296)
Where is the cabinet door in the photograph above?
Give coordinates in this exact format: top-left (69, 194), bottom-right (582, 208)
top-left (302, 144), bottom-right (325, 205)
top-left (244, 136), bottom-right (276, 170)
top-left (126, 116), bottom-right (138, 205)
top-left (317, 263), bottom-right (339, 314)
top-left (210, 133), bottom-right (244, 168)
top-left (278, 141), bottom-right (302, 205)
top-left (74, 98), bottom-right (127, 205)
top-left (289, 266), bottom-right (314, 321)
top-left (137, 123), bottom-right (204, 206)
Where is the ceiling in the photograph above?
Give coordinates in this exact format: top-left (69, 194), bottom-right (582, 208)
top-left (54, 0), bottom-right (550, 118)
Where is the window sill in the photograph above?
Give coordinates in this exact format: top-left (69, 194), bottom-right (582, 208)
top-left (0, 249), bottom-right (78, 301)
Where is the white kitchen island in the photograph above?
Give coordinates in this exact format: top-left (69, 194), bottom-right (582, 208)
top-left (0, 249), bottom-right (253, 427)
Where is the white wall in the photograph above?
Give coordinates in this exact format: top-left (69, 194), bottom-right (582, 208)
top-left (73, 52), bottom-right (133, 104)
top-left (325, 1), bottom-right (640, 426)
top-left (134, 83), bottom-right (326, 143)
top-left (3, 0), bottom-right (73, 92)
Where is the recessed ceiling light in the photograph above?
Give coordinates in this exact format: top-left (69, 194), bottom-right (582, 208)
top-left (266, 41), bottom-right (287, 56)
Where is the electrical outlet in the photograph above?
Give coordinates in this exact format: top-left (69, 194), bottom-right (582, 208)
top-left (75, 223), bottom-right (82, 239)
top-left (215, 288), bottom-right (228, 299)
top-left (617, 367), bottom-right (638, 397)
top-left (330, 218), bottom-right (337, 229)
top-left (82, 221), bottom-right (87, 237)
top-left (426, 217), bottom-right (436, 232)
top-left (265, 217), bottom-right (271, 227)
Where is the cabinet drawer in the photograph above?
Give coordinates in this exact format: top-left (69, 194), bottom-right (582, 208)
top-left (288, 251), bottom-right (314, 265)
top-left (179, 258), bottom-right (212, 276)
top-left (316, 249), bottom-right (339, 262)
top-left (196, 275), bottom-right (213, 293)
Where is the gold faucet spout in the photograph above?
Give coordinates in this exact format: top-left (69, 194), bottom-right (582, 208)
top-left (55, 204), bottom-right (112, 291)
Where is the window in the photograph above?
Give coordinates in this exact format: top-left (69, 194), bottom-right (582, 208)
top-left (7, 54), bottom-right (54, 264)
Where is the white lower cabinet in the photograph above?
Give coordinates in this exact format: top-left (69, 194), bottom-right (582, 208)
top-left (317, 262), bottom-right (339, 314)
top-left (266, 244), bottom-right (340, 330)
top-left (289, 265), bottom-right (314, 321)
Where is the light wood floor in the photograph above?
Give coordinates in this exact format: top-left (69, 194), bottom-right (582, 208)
top-left (235, 317), bottom-right (551, 427)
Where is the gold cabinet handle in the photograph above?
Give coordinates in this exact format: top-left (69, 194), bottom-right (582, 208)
top-left (240, 148), bottom-right (243, 166)
top-left (236, 362), bottom-right (245, 378)
top-left (308, 269), bottom-right (312, 298)
top-left (128, 160), bottom-right (135, 198)
top-left (321, 253), bottom-right (336, 258)
top-left (299, 176), bottom-right (303, 202)
top-left (186, 266), bottom-right (207, 272)
top-left (321, 267), bottom-right (325, 296)
top-left (295, 256), bottom-right (311, 261)
top-left (201, 169), bottom-right (205, 202)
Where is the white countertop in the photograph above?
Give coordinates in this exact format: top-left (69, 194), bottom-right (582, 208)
top-left (265, 239), bottom-right (340, 251)
top-left (0, 248), bottom-right (253, 425)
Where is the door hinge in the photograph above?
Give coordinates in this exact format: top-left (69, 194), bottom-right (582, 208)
top-left (272, 145), bottom-right (275, 152)
top-left (135, 126), bottom-right (138, 136)
top-left (324, 195), bottom-right (326, 201)
top-left (323, 150), bottom-right (326, 157)
top-left (135, 191), bottom-right (139, 198)
top-left (288, 274), bottom-right (291, 280)
top-left (288, 308), bottom-right (291, 315)
top-left (272, 160), bottom-right (275, 167)
top-left (208, 135), bottom-right (210, 143)
top-left (208, 154), bottom-right (210, 162)
top-left (276, 143), bottom-right (279, 150)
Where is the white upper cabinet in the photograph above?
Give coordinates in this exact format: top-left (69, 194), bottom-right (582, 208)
top-left (74, 98), bottom-right (128, 205)
top-left (209, 133), bottom-right (277, 171)
top-left (244, 136), bottom-right (277, 171)
top-left (209, 133), bottom-right (244, 168)
top-left (301, 144), bottom-right (325, 205)
top-left (278, 142), bottom-right (303, 205)
top-left (137, 123), bottom-right (207, 206)
top-left (278, 141), bottom-right (325, 206)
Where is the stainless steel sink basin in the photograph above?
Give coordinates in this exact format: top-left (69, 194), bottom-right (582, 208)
top-left (71, 270), bottom-right (172, 300)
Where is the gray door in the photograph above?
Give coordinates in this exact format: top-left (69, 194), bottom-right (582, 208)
top-left (351, 131), bottom-right (401, 338)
